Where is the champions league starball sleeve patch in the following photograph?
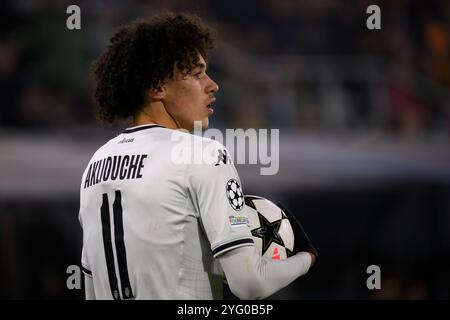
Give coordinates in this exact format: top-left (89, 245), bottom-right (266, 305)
top-left (226, 179), bottom-right (244, 211)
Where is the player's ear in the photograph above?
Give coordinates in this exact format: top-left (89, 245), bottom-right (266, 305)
top-left (148, 86), bottom-right (165, 100)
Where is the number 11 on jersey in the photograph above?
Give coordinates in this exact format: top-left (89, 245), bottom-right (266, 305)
top-left (101, 190), bottom-right (134, 300)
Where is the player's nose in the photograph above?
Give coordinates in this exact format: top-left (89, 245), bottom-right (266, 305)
top-left (205, 74), bottom-right (219, 94)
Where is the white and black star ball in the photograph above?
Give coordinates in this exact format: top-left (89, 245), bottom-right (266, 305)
top-left (226, 179), bottom-right (244, 211)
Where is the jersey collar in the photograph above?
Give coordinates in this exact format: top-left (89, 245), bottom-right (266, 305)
top-left (123, 124), bottom-right (166, 134)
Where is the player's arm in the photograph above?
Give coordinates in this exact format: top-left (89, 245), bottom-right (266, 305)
top-left (188, 141), bottom-right (316, 299)
top-left (219, 203), bottom-right (318, 299)
top-left (218, 246), bottom-right (312, 299)
top-left (219, 202), bottom-right (318, 299)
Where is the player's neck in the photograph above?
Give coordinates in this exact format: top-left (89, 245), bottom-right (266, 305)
top-left (134, 104), bottom-right (178, 129)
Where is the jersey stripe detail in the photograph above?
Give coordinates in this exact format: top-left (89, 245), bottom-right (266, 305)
top-left (212, 238), bottom-right (254, 258)
top-left (81, 265), bottom-right (92, 277)
top-left (123, 125), bottom-right (165, 133)
top-left (100, 193), bottom-right (121, 300)
top-left (112, 191), bottom-right (135, 299)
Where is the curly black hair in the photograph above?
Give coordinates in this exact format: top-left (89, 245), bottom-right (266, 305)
top-left (91, 12), bottom-right (215, 123)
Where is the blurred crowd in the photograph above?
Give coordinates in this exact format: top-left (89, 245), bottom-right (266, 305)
top-left (1, 0), bottom-right (449, 138)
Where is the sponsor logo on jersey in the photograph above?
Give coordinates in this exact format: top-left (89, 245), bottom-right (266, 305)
top-left (118, 137), bottom-right (134, 144)
top-left (215, 149), bottom-right (232, 166)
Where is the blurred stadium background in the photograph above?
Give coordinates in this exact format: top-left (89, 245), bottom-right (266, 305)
top-left (1, 0), bottom-right (449, 299)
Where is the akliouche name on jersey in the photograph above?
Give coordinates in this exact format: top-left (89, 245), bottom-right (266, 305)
top-left (83, 154), bottom-right (148, 189)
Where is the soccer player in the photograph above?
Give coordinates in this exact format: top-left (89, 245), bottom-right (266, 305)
top-left (79, 12), bottom-right (317, 300)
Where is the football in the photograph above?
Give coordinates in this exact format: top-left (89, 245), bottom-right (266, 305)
top-left (242, 195), bottom-right (295, 260)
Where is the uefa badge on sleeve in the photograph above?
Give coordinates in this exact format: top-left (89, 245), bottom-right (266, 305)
top-left (226, 179), bottom-right (244, 211)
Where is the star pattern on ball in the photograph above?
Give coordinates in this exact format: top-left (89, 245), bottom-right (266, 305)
top-left (251, 211), bottom-right (285, 255)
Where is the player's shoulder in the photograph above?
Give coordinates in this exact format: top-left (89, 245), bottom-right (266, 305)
top-left (91, 124), bottom-right (166, 153)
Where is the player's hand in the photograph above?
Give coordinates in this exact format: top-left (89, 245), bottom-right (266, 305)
top-left (278, 203), bottom-right (319, 264)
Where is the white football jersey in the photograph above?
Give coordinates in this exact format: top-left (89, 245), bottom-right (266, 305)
top-left (79, 124), bottom-right (254, 299)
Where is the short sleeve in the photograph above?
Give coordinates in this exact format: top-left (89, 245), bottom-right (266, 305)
top-left (187, 140), bottom-right (254, 258)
